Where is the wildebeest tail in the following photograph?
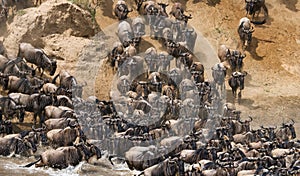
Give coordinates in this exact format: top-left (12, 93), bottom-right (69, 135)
top-left (108, 154), bottom-right (117, 166)
top-left (22, 157), bottom-right (41, 167)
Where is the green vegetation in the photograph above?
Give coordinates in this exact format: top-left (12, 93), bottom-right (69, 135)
top-left (215, 27), bottom-right (222, 34)
top-left (68, 0), bottom-right (96, 23)
top-left (17, 10), bottom-right (26, 16)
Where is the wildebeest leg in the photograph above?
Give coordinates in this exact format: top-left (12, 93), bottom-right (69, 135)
top-left (18, 109), bottom-right (25, 123)
top-left (40, 68), bottom-right (44, 77)
top-left (0, 110), bottom-right (2, 123)
top-left (237, 89), bottom-right (242, 104)
top-left (232, 88), bottom-right (236, 98)
top-left (238, 90), bottom-right (242, 99)
top-left (33, 113), bottom-right (38, 125)
top-left (39, 111), bottom-right (45, 127)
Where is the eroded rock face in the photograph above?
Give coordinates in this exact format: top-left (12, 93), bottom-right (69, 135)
top-left (4, 0), bottom-right (100, 58)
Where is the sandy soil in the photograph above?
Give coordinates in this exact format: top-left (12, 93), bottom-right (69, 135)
top-left (94, 0), bottom-right (300, 137)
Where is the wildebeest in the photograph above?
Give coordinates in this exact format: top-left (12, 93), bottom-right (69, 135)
top-left (17, 43), bottom-right (57, 76)
top-left (44, 105), bottom-right (75, 120)
top-left (217, 45), bottom-right (240, 71)
top-left (0, 5), bottom-right (7, 21)
top-left (52, 70), bottom-right (86, 98)
top-left (54, 95), bottom-right (73, 108)
top-left (169, 2), bottom-right (191, 21)
top-left (168, 68), bottom-right (183, 86)
top-left (114, 0), bottom-right (132, 20)
top-left (218, 44), bottom-right (231, 63)
top-left (117, 75), bottom-right (131, 95)
top-left (228, 71), bottom-right (247, 100)
top-left (275, 119), bottom-right (296, 141)
top-left (145, 47), bottom-right (158, 74)
top-left (190, 62), bottom-right (205, 83)
top-left (245, 0), bottom-right (268, 24)
top-left (231, 50), bottom-right (246, 71)
top-left (141, 157), bottom-right (179, 176)
top-left (0, 96), bottom-right (25, 122)
top-left (46, 126), bottom-right (84, 148)
top-left (24, 143), bottom-right (101, 169)
top-left (132, 17), bottom-right (145, 46)
top-left (177, 52), bottom-right (193, 70)
top-left (117, 20), bottom-right (134, 48)
top-left (108, 41), bottom-right (126, 72)
top-left (44, 117), bottom-right (78, 130)
top-left (182, 27), bottom-right (197, 52)
top-left (211, 63), bottom-right (227, 97)
top-left (158, 51), bottom-right (173, 72)
top-left (179, 147), bottom-right (209, 164)
top-left (0, 120), bottom-right (13, 136)
top-left (230, 116), bottom-right (253, 135)
top-left (0, 135), bottom-right (37, 157)
top-left (40, 82), bottom-right (58, 94)
top-left (237, 17), bottom-right (255, 50)
top-left (125, 145), bottom-right (164, 170)
top-left (0, 55), bottom-right (29, 77)
top-left (0, 40), bottom-right (7, 57)
top-left (2, 75), bottom-right (41, 95)
top-left (8, 92), bottom-right (53, 125)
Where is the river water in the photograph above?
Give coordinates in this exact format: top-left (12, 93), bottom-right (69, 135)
top-left (0, 155), bottom-right (134, 176)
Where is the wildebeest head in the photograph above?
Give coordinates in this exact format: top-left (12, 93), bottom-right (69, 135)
top-left (16, 137), bottom-right (37, 156)
top-left (238, 19), bottom-right (254, 47)
top-left (211, 63), bottom-right (227, 84)
top-left (132, 17), bottom-right (146, 38)
top-left (164, 157), bottom-right (179, 175)
top-left (168, 68), bottom-right (182, 85)
top-left (238, 116), bottom-right (253, 132)
top-left (117, 75), bottom-right (131, 94)
top-left (232, 71), bottom-right (247, 90)
top-left (75, 142), bottom-right (91, 161)
top-left (145, 47), bottom-right (157, 66)
top-left (88, 144), bottom-right (102, 159)
top-left (282, 119), bottom-right (296, 139)
top-left (148, 72), bottom-right (162, 92)
top-left (32, 125), bottom-right (48, 145)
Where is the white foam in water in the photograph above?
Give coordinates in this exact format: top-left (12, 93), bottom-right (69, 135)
top-left (112, 162), bottom-right (130, 171)
top-left (3, 160), bottom-right (85, 176)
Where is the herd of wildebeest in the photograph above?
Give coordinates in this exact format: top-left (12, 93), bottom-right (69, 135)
top-left (0, 0), bottom-right (299, 175)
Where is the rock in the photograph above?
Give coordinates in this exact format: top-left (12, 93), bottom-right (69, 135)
top-left (3, 0), bottom-right (100, 58)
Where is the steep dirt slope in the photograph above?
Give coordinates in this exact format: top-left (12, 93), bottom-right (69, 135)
top-left (94, 0), bottom-right (300, 135)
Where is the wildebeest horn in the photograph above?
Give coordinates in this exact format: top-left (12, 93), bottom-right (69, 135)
top-left (248, 116), bottom-right (253, 122)
top-left (290, 119), bottom-right (295, 125)
top-left (42, 123), bottom-right (47, 130)
top-left (31, 125), bottom-right (36, 131)
top-left (271, 125), bottom-right (277, 129)
top-left (188, 28), bottom-right (194, 32)
top-left (238, 118), bottom-right (244, 123)
top-left (232, 72), bottom-right (237, 77)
